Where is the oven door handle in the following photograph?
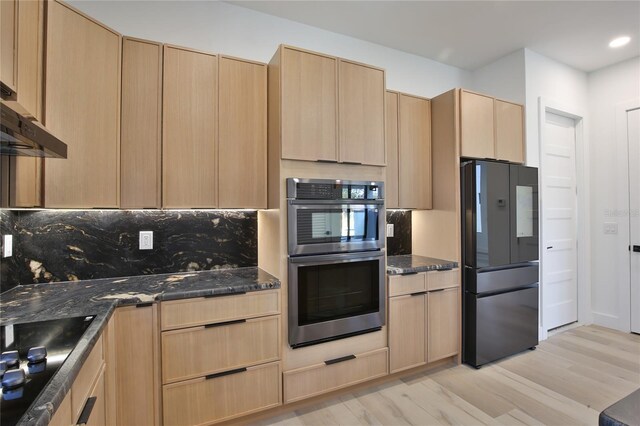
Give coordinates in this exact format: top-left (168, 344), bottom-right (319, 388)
top-left (288, 250), bottom-right (384, 264)
top-left (288, 199), bottom-right (384, 206)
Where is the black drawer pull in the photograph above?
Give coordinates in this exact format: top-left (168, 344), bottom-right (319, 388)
top-left (204, 291), bottom-right (246, 298)
top-left (136, 302), bottom-right (153, 308)
top-left (342, 161), bottom-right (363, 165)
top-left (76, 396), bottom-right (97, 425)
top-left (316, 159), bottom-right (338, 163)
top-left (400, 272), bottom-right (418, 276)
top-left (632, 245), bottom-right (640, 253)
top-left (430, 288), bottom-right (446, 292)
top-left (411, 291), bottom-right (427, 297)
top-left (205, 367), bottom-right (247, 380)
top-left (204, 319), bottom-right (246, 328)
top-left (324, 354), bottom-right (356, 365)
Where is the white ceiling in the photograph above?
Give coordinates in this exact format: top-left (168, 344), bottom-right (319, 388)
top-left (228, 1), bottom-right (640, 72)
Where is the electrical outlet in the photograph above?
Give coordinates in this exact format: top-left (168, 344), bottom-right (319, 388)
top-left (139, 231), bottom-right (153, 250)
top-left (386, 224), bottom-right (394, 238)
top-left (603, 222), bottom-right (618, 235)
top-left (2, 235), bottom-right (13, 258)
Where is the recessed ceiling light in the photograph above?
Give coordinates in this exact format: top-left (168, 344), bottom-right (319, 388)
top-left (609, 36), bottom-right (631, 48)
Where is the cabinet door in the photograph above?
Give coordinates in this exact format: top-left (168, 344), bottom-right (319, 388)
top-left (385, 91), bottom-right (399, 208)
top-left (460, 91), bottom-right (495, 159)
top-left (280, 47), bottom-right (337, 162)
top-left (115, 304), bottom-right (159, 426)
top-left (163, 46), bottom-right (217, 208)
top-left (427, 287), bottom-right (460, 362)
top-left (495, 100), bottom-right (524, 163)
top-left (1, 0), bottom-right (17, 91)
top-left (17, 0), bottom-right (44, 120)
top-left (218, 56), bottom-right (267, 208)
top-left (84, 367), bottom-right (106, 426)
top-left (338, 60), bottom-right (385, 165)
top-left (120, 38), bottom-right (162, 208)
top-left (44, 1), bottom-right (120, 208)
top-left (49, 392), bottom-right (72, 426)
top-left (399, 94), bottom-right (432, 209)
top-left (389, 294), bottom-right (426, 373)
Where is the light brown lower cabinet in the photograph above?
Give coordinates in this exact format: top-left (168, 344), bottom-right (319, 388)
top-left (84, 365), bottom-right (107, 426)
top-left (48, 391), bottom-right (72, 426)
top-left (427, 287), bottom-right (460, 362)
top-left (115, 304), bottom-right (160, 426)
top-left (389, 294), bottom-right (426, 373)
top-left (283, 348), bottom-right (388, 404)
top-left (388, 270), bottom-right (460, 372)
top-left (163, 361), bottom-right (281, 426)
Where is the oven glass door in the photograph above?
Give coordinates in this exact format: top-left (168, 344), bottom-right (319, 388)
top-left (288, 251), bottom-right (385, 347)
top-left (288, 203), bottom-right (383, 255)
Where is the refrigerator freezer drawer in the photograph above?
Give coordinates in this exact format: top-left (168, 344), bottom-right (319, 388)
top-left (469, 264), bottom-right (539, 294)
top-left (463, 285), bottom-right (538, 368)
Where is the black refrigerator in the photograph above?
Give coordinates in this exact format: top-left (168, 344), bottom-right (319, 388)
top-left (461, 160), bottom-right (539, 368)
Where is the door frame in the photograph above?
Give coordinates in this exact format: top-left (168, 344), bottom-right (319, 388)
top-left (615, 99), bottom-right (640, 333)
top-left (538, 97), bottom-right (590, 341)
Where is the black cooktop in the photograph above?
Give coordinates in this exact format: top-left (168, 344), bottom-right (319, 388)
top-left (0, 315), bottom-right (95, 426)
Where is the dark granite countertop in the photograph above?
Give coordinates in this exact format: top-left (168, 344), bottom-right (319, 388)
top-left (0, 267), bottom-right (280, 426)
top-left (599, 388), bottom-right (640, 426)
top-left (387, 254), bottom-right (458, 275)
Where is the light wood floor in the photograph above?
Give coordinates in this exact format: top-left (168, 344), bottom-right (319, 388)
top-left (253, 325), bottom-right (640, 425)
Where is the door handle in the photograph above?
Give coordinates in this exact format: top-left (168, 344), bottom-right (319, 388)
top-left (77, 396), bottom-right (97, 425)
top-left (632, 245), bottom-right (640, 253)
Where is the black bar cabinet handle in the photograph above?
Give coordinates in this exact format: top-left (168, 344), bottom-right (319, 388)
top-left (205, 319), bottom-right (246, 328)
top-left (633, 245), bottom-right (640, 253)
top-left (400, 272), bottom-right (418, 276)
top-left (136, 302), bottom-right (153, 308)
top-left (76, 396), bottom-right (97, 425)
top-left (316, 159), bottom-right (338, 163)
top-left (411, 291), bottom-right (427, 297)
top-left (342, 161), bottom-right (363, 165)
top-left (324, 354), bottom-right (356, 365)
top-left (430, 288), bottom-right (445, 293)
top-left (205, 367), bottom-right (247, 380)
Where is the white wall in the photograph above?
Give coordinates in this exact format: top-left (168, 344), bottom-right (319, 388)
top-left (69, 0), bottom-right (469, 99)
top-left (469, 49), bottom-right (526, 105)
top-left (524, 49), bottom-right (589, 168)
top-left (588, 56), bottom-right (640, 331)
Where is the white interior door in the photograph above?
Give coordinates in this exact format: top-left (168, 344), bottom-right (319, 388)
top-left (542, 111), bottom-right (578, 331)
top-left (628, 108), bottom-right (640, 334)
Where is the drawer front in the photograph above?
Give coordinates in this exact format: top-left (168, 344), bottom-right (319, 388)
top-left (283, 348), bottom-right (388, 403)
top-left (388, 273), bottom-right (426, 297)
top-left (49, 391), bottom-right (72, 426)
top-left (162, 315), bottom-right (280, 384)
top-left (161, 289), bottom-right (280, 331)
top-left (162, 362), bottom-right (281, 426)
top-left (426, 268), bottom-right (459, 291)
top-left (72, 335), bottom-right (104, 421)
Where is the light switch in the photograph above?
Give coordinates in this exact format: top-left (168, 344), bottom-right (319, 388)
top-left (2, 235), bottom-right (12, 258)
top-left (386, 224), bottom-right (394, 238)
top-left (139, 231), bottom-right (153, 250)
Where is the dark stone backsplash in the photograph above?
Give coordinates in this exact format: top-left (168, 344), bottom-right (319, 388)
top-left (386, 210), bottom-right (411, 256)
top-left (0, 210), bottom-right (257, 293)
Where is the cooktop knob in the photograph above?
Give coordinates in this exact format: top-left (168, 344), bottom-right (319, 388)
top-left (27, 346), bottom-right (47, 364)
top-left (0, 350), bottom-right (20, 369)
top-left (1, 368), bottom-right (26, 390)
top-left (0, 360), bottom-right (6, 378)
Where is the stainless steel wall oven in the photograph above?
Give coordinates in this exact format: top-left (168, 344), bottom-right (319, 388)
top-left (287, 178), bottom-right (386, 348)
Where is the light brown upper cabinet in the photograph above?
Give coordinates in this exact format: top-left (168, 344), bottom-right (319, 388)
top-left (339, 60), bottom-right (385, 166)
top-left (218, 56), bottom-right (267, 209)
top-left (1, 0), bottom-right (17, 91)
top-left (162, 45), bottom-right (218, 208)
top-left (459, 89), bottom-right (525, 163)
top-left (276, 45), bottom-right (338, 162)
top-left (44, 0), bottom-right (121, 208)
top-left (385, 91), bottom-right (432, 209)
top-left (270, 45), bottom-right (386, 166)
top-left (385, 91), bottom-right (399, 208)
top-left (120, 37), bottom-right (163, 209)
top-left (460, 90), bottom-right (495, 159)
top-left (0, 0), bottom-right (45, 208)
top-left (495, 100), bottom-right (524, 163)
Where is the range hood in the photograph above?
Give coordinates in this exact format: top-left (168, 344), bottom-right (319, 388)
top-left (1, 84), bottom-right (67, 158)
